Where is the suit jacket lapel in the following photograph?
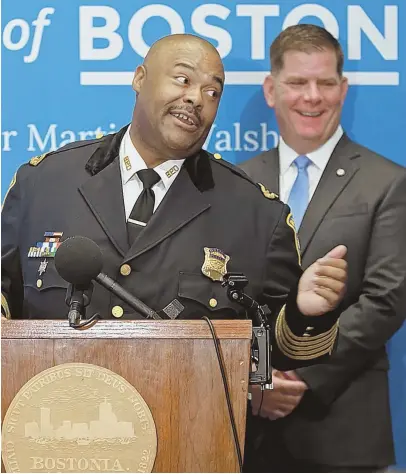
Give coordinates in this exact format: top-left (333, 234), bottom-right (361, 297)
top-left (79, 125), bottom-right (130, 257)
top-left (259, 149), bottom-right (280, 195)
top-left (299, 135), bottom-right (360, 256)
top-left (123, 154), bottom-right (212, 262)
top-left (79, 158), bottom-right (129, 256)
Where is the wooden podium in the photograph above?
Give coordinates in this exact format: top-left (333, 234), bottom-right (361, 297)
top-left (1, 319), bottom-right (252, 472)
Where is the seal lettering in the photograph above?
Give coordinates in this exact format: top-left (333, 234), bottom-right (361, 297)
top-left (2, 363), bottom-right (157, 472)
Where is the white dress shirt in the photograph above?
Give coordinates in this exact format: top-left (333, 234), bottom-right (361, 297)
top-left (278, 125), bottom-right (344, 203)
top-left (119, 127), bottom-right (185, 220)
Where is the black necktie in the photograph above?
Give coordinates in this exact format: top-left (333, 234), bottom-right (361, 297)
top-left (127, 169), bottom-right (161, 244)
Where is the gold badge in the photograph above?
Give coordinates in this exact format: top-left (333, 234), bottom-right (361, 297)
top-left (286, 212), bottom-right (301, 265)
top-left (258, 183), bottom-right (278, 200)
top-left (1, 363), bottom-right (157, 473)
top-left (202, 247), bottom-right (230, 282)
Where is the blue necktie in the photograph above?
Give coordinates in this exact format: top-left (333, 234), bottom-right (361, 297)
top-left (287, 155), bottom-right (311, 228)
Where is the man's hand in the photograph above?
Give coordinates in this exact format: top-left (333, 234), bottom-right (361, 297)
top-left (250, 370), bottom-right (308, 420)
top-left (297, 245), bottom-right (347, 316)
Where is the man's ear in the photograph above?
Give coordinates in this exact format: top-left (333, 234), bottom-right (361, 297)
top-left (340, 75), bottom-right (349, 105)
top-left (263, 74), bottom-right (276, 108)
top-left (132, 65), bottom-right (146, 93)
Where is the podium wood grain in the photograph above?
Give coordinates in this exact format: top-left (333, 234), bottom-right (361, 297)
top-left (2, 319), bottom-right (252, 473)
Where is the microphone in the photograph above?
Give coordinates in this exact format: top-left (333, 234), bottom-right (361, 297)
top-left (95, 273), bottom-right (160, 320)
top-left (55, 236), bottom-right (161, 320)
top-left (54, 236), bottom-right (102, 326)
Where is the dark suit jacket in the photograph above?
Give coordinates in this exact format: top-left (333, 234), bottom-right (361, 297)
top-left (1, 125), bottom-right (339, 370)
top-left (240, 134), bottom-right (406, 466)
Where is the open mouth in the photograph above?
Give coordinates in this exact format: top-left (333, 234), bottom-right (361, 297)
top-left (297, 111), bottom-right (323, 118)
top-left (170, 111), bottom-right (199, 130)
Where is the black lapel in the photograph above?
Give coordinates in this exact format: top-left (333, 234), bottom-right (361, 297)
top-left (123, 152), bottom-right (212, 263)
top-left (85, 124), bottom-right (129, 175)
top-left (299, 135), bottom-right (360, 256)
top-left (79, 125), bottom-right (130, 256)
top-left (79, 158), bottom-right (128, 256)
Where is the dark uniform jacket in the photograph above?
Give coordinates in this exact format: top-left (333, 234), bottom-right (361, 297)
top-left (240, 134), bottom-right (406, 467)
top-left (2, 125), bottom-right (338, 370)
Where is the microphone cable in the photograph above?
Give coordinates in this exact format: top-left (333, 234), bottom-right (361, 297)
top-left (258, 389), bottom-right (265, 416)
top-left (202, 316), bottom-right (243, 473)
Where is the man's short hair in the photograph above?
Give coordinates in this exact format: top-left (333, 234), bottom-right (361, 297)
top-left (270, 24), bottom-right (344, 76)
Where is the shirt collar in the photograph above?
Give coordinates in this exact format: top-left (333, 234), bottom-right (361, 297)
top-left (119, 127), bottom-right (185, 189)
top-left (278, 125), bottom-right (344, 173)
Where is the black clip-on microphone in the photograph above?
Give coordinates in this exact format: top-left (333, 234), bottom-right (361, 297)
top-left (222, 272), bottom-right (273, 390)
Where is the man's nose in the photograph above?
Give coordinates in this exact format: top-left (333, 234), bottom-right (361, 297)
top-left (183, 85), bottom-right (203, 107)
top-left (303, 82), bottom-right (322, 102)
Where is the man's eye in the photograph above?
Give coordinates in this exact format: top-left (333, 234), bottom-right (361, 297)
top-left (175, 76), bottom-right (189, 84)
top-left (206, 90), bottom-right (218, 98)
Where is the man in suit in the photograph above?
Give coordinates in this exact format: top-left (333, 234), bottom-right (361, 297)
top-left (240, 24), bottom-right (406, 472)
top-left (1, 34), bottom-right (348, 371)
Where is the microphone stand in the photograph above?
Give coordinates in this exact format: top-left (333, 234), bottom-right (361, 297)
top-left (222, 273), bottom-right (273, 390)
top-left (65, 283), bottom-right (100, 329)
top-left (64, 273), bottom-right (162, 329)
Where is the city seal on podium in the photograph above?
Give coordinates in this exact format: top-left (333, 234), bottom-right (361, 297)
top-left (1, 363), bottom-right (157, 473)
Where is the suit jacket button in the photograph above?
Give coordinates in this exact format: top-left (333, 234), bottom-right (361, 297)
top-left (112, 305), bottom-right (124, 318)
top-left (120, 264), bottom-right (132, 276)
top-left (209, 298), bottom-right (218, 308)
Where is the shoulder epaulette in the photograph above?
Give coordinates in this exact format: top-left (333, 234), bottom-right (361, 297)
top-left (28, 136), bottom-right (105, 167)
top-left (207, 151), bottom-right (280, 201)
top-left (29, 152), bottom-right (51, 166)
top-left (207, 151), bottom-right (259, 184)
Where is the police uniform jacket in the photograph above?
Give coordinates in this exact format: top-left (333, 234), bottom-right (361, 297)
top-left (2, 125), bottom-right (338, 370)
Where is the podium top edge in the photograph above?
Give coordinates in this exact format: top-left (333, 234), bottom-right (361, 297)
top-left (1, 319), bottom-right (252, 340)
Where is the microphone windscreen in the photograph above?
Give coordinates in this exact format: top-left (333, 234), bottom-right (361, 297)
top-left (55, 236), bottom-right (103, 287)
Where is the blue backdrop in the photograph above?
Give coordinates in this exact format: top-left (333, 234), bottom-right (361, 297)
top-left (2, 0), bottom-right (405, 466)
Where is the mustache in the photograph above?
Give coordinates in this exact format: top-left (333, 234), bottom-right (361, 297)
top-left (168, 105), bottom-right (201, 125)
